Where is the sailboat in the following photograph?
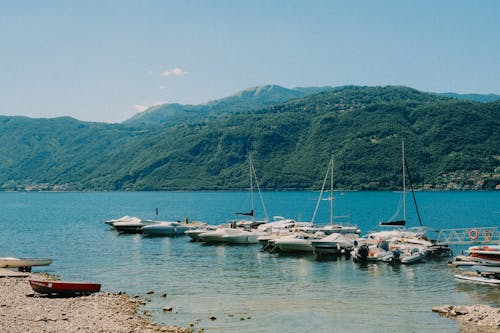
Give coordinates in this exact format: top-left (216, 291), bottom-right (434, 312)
top-left (274, 156), bottom-right (358, 253)
top-left (354, 141), bottom-right (431, 264)
top-left (379, 140), bottom-right (413, 228)
top-left (198, 154), bottom-right (269, 244)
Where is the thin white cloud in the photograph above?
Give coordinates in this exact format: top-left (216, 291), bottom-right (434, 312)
top-left (162, 67), bottom-right (188, 76)
top-left (159, 85), bottom-right (167, 90)
top-left (132, 104), bottom-right (149, 113)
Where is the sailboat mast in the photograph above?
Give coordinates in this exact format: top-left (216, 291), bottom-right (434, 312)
top-left (402, 140), bottom-right (406, 223)
top-left (330, 156), bottom-right (334, 225)
top-left (249, 154), bottom-right (255, 221)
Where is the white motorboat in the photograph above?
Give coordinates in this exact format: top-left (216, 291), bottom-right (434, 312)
top-left (141, 221), bottom-right (205, 236)
top-left (198, 228), bottom-right (230, 243)
top-left (197, 227), bottom-right (262, 244)
top-left (185, 225), bottom-right (218, 241)
top-left (400, 247), bottom-right (427, 264)
top-left (257, 219), bottom-right (312, 246)
top-left (455, 274), bottom-right (500, 285)
top-left (366, 230), bottom-right (421, 242)
top-left (0, 257), bottom-right (52, 269)
top-left (272, 232), bottom-right (325, 253)
top-left (472, 265), bottom-right (500, 274)
top-left (300, 224), bottom-right (361, 236)
top-left (385, 236), bottom-right (431, 264)
top-left (111, 217), bottom-right (156, 234)
top-left (311, 233), bottom-right (358, 255)
top-left (222, 229), bottom-right (264, 244)
top-left (104, 215), bottom-right (136, 225)
top-left (449, 255), bottom-right (494, 267)
top-left (353, 240), bottom-right (392, 263)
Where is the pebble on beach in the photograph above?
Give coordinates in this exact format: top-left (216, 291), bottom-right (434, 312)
top-left (0, 274), bottom-right (191, 333)
top-left (432, 304), bottom-right (500, 331)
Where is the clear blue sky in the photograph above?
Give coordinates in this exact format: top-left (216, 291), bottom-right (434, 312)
top-left (1, 0), bottom-right (499, 123)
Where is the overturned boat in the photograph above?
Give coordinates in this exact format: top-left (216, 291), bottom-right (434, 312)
top-left (0, 257), bottom-right (52, 272)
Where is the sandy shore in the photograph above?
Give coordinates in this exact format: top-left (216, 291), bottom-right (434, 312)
top-left (0, 273), bottom-right (191, 333)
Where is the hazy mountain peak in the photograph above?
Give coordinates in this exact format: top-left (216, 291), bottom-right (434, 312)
top-left (124, 85), bottom-right (334, 126)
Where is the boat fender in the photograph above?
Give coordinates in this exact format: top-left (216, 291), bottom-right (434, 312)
top-left (482, 229), bottom-right (493, 241)
top-left (468, 229), bottom-right (479, 241)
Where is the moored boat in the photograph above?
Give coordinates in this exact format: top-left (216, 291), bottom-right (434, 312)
top-left (258, 220), bottom-right (312, 246)
top-left (111, 217), bottom-right (156, 234)
top-left (141, 221), bottom-right (206, 236)
top-left (311, 233), bottom-right (358, 256)
top-left (449, 244), bottom-right (500, 267)
top-left (104, 215), bottom-right (137, 225)
top-left (29, 279), bottom-right (101, 295)
top-left (198, 227), bottom-right (232, 243)
top-left (472, 265), bottom-right (500, 274)
top-left (198, 227), bottom-right (263, 244)
top-left (467, 245), bottom-right (500, 262)
top-left (272, 232), bottom-right (324, 253)
top-left (454, 274), bottom-right (500, 285)
top-left (222, 229), bottom-right (264, 244)
top-left (400, 247), bottom-right (427, 264)
top-left (449, 255), bottom-right (500, 267)
top-left (185, 225), bottom-right (218, 241)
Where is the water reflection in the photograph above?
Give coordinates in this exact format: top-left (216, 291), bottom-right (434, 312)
top-left (455, 283), bottom-right (500, 306)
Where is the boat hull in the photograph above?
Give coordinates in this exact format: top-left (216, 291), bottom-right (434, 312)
top-left (273, 240), bottom-right (314, 252)
top-left (198, 231), bottom-right (226, 243)
top-left (141, 223), bottom-right (193, 236)
top-left (223, 233), bottom-right (260, 244)
top-left (454, 274), bottom-right (500, 285)
top-left (186, 229), bottom-right (208, 241)
top-left (0, 257), bottom-right (52, 268)
top-left (401, 253), bottom-right (426, 264)
top-left (29, 279), bottom-right (101, 295)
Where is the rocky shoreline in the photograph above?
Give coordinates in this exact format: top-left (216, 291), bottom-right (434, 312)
top-left (0, 273), bottom-right (191, 333)
top-left (432, 304), bottom-right (500, 332)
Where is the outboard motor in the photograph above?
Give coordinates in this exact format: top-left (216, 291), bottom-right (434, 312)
top-left (354, 244), bottom-right (369, 263)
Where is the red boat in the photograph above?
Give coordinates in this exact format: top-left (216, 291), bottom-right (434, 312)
top-left (29, 279), bottom-right (101, 296)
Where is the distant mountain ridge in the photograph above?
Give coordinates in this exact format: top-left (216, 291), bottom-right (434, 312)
top-left (123, 85), bottom-right (336, 126)
top-left (1, 85), bottom-right (498, 191)
top-left (124, 85), bottom-right (500, 126)
top-left (435, 92), bottom-right (500, 103)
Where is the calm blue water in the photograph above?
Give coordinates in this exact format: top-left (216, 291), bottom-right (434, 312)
top-left (1, 191), bottom-right (499, 332)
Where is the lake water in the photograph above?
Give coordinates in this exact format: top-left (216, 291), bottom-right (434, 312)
top-left (1, 191), bottom-right (499, 332)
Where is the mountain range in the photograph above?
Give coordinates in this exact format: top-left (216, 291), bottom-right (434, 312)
top-left (124, 85), bottom-right (500, 127)
top-left (1, 85), bottom-right (499, 191)
top-left (123, 85), bottom-right (338, 126)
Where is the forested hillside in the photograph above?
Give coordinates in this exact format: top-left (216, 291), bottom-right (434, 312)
top-left (1, 86), bottom-right (498, 191)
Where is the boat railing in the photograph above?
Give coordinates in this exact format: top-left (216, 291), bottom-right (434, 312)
top-left (434, 226), bottom-right (499, 245)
